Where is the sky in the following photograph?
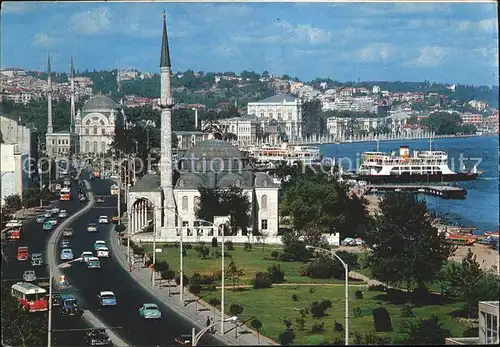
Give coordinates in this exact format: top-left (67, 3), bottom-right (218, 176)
top-left (1, 1), bottom-right (498, 86)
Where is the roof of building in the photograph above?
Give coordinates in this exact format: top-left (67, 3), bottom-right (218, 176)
top-left (129, 173), bottom-right (162, 192)
top-left (256, 94), bottom-right (296, 103)
top-left (83, 95), bottom-right (120, 111)
top-left (183, 139), bottom-right (243, 159)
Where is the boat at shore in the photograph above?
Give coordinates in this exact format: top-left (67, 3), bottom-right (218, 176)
top-left (342, 145), bottom-right (482, 183)
top-left (243, 143), bottom-right (322, 169)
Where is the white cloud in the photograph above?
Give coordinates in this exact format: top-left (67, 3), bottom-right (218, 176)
top-left (278, 21), bottom-right (331, 44)
top-left (407, 46), bottom-right (453, 67)
top-left (343, 43), bottom-right (398, 62)
top-left (33, 33), bottom-right (57, 48)
top-left (457, 19), bottom-right (497, 32)
top-left (69, 7), bottom-right (112, 36)
top-left (391, 2), bottom-right (449, 13)
top-left (1, 2), bottom-right (33, 14)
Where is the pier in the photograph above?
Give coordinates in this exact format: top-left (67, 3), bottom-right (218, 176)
top-left (367, 184), bottom-right (467, 199)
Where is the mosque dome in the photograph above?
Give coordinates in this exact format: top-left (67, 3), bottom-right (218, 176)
top-left (83, 95), bottom-right (120, 111)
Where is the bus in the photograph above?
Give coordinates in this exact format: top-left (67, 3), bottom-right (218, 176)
top-left (110, 184), bottom-right (119, 196)
top-left (11, 282), bottom-right (48, 312)
top-left (60, 187), bottom-right (71, 201)
top-left (6, 227), bottom-right (21, 241)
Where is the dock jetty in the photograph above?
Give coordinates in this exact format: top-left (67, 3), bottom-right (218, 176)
top-left (367, 184), bottom-right (467, 199)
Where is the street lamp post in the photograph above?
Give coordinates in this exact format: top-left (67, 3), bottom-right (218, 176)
top-left (152, 211), bottom-right (157, 286)
top-left (306, 245), bottom-right (349, 345)
top-left (191, 316), bottom-right (238, 347)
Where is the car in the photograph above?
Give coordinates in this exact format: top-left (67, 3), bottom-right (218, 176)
top-left (31, 252), bottom-right (43, 266)
top-left (23, 270), bottom-right (37, 282)
top-left (96, 247), bottom-right (110, 258)
top-left (174, 334), bottom-right (193, 346)
top-left (52, 292), bottom-right (63, 307)
top-left (60, 295), bottom-right (84, 316)
top-left (16, 246), bottom-right (29, 261)
top-left (96, 197), bottom-right (105, 203)
top-left (87, 257), bottom-right (101, 269)
top-left (42, 221), bottom-right (53, 231)
top-left (84, 329), bottom-right (112, 347)
top-left (63, 179), bottom-right (71, 186)
top-left (94, 240), bottom-right (106, 251)
top-left (35, 215), bottom-right (46, 224)
top-left (139, 303), bottom-right (162, 319)
top-left (6, 220), bottom-right (22, 228)
top-left (97, 291), bottom-right (116, 306)
top-left (48, 218), bottom-right (58, 226)
top-left (80, 195), bottom-right (87, 202)
top-left (62, 228), bottom-right (74, 237)
top-left (60, 248), bottom-right (74, 260)
top-left (58, 210), bottom-right (68, 218)
top-left (87, 223), bottom-right (98, 233)
top-left (98, 216), bottom-right (108, 224)
top-left (44, 211), bottom-right (53, 218)
top-left (51, 207), bottom-right (60, 214)
top-left (60, 239), bottom-right (71, 248)
top-left (81, 251), bottom-right (94, 263)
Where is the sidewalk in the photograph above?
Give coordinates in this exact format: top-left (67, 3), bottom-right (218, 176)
top-left (109, 229), bottom-right (279, 346)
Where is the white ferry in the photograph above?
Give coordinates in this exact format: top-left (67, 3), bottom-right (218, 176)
top-left (344, 145), bottom-right (482, 183)
top-left (244, 143), bottom-right (322, 168)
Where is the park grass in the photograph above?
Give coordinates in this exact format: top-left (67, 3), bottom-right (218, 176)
top-left (143, 243), bottom-right (367, 285)
top-left (198, 285), bottom-right (469, 345)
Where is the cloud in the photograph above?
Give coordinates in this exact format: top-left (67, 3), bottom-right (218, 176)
top-left (1, 2), bottom-right (33, 14)
top-left (343, 43), bottom-right (398, 62)
top-left (69, 7), bottom-right (112, 36)
top-left (33, 33), bottom-right (57, 48)
top-left (359, 2), bottom-right (450, 15)
top-left (407, 46), bottom-right (453, 67)
top-left (277, 21), bottom-right (331, 44)
top-left (457, 19), bottom-right (497, 32)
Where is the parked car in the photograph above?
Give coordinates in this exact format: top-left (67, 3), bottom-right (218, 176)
top-left (52, 292), bottom-right (63, 307)
top-left (35, 215), bottom-right (46, 224)
top-left (16, 246), bottom-right (29, 261)
top-left (58, 210), bottom-right (68, 218)
top-left (51, 208), bottom-right (60, 214)
top-left (23, 270), bottom-right (36, 282)
top-left (93, 240), bottom-right (106, 251)
top-left (81, 251), bottom-right (94, 263)
top-left (174, 334), bottom-right (193, 346)
top-left (6, 220), bottom-right (22, 228)
top-left (84, 329), bottom-right (112, 347)
top-left (87, 257), bottom-right (101, 269)
top-left (96, 197), bottom-right (105, 203)
top-left (43, 221), bottom-right (53, 231)
top-left (60, 248), bottom-right (74, 260)
top-left (31, 252), bottom-right (43, 266)
top-left (98, 216), bottom-right (109, 224)
top-left (60, 239), bottom-right (71, 248)
top-left (44, 211), bottom-right (53, 218)
top-left (139, 303), bottom-right (162, 319)
top-left (97, 291), bottom-right (116, 306)
top-left (87, 223), bottom-right (98, 233)
top-left (62, 228), bottom-right (74, 237)
top-left (48, 218), bottom-right (58, 226)
top-left (96, 247), bottom-right (110, 258)
top-left (60, 295), bottom-right (84, 316)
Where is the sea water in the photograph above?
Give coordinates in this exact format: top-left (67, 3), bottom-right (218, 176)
top-left (319, 135), bottom-right (499, 233)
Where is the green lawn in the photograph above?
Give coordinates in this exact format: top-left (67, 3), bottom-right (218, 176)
top-left (143, 244), bottom-right (367, 285)
top-left (198, 285), bottom-right (469, 345)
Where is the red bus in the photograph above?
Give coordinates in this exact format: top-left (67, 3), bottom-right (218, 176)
top-left (7, 227), bottom-right (21, 241)
top-left (16, 246), bottom-right (29, 261)
top-left (60, 187), bottom-right (71, 201)
top-left (11, 282), bottom-right (48, 312)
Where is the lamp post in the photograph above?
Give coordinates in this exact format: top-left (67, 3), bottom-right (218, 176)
top-left (305, 245), bottom-right (349, 345)
top-left (152, 209), bottom-right (157, 286)
top-left (191, 316), bottom-right (238, 347)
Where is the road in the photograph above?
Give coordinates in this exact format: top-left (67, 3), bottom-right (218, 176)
top-left (60, 178), bottom-right (219, 346)
top-left (1, 182), bottom-right (90, 346)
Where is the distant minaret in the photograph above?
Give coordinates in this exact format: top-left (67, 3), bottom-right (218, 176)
top-left (70, 57), bottom-right (75, 134)
top-left (159, 10), bottom-right (176, 230)
top-left (47, 54), bottom-right (53, 134)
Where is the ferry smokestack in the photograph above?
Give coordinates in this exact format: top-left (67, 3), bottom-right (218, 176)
top-left (400, 146), bottom-right (409, 157)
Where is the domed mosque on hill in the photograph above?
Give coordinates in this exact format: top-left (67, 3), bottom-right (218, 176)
top-left (127, 12), bottom-right (281, 244)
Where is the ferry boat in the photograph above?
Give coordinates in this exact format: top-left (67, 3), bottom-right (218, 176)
top-left (245, 143), bottom-right (322, 168)
top-left (343, 145), bottom-right (482, 183)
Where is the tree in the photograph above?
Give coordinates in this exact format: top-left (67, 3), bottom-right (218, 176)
top-left (365, 193), bottom-right (454, 298)
top-left (188, 282), bottom-right (202, 311)
top-left (404, 316), bottom-right (451, 344)
top-left (226, 261), bottom-right (244, 291)
top-left (251, 319), bottom-right (263, 345)
top-left (162, 269), bottom-right (176, 295)
top-left (229, 303), bottom-right (244, 338)
top-left (280, 230), bottom-right (310, 262)
top-left (208, 297), bottom-right (221, 322)
top-left (3, 194), bottom-right (22, 215)
top-left (115, 224), bottom-right (126, 234)
top-left (278, 329), bottom-right (296, 346)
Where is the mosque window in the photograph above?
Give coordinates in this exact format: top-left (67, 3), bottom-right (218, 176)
top-left (86, 119), bottom-right (91, 125)
top-left (194, 196), bottom-right (200, 209)
top-left (182, 196), bottom-right (188, 211)
top-left (100, 120), bottom-right (105, 125)
top-left (101, 129), bottom-right (106, 135)
top-left (261, 195), bottom-right (267, 210)
top-left (85, 129), bottom-right (89, 135)
top-left (93, 127), bottom-right (97, 135)
top-left (178, 179), bottom-right (184, 187)
top-left (261, 219), bottom-right (268, 230)
top-left (92, 117), bottom-right (98, 121)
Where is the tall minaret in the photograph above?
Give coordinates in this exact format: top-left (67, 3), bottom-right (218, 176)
top-left (47, 54), bottom-right (53, 134)
top-left (70, 57), bottom-right (75, 133)
top-left (159, 10), bottom-right (176, 230)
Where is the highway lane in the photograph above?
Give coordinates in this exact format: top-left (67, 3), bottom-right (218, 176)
top-left (62, 178), bottom-right (219, 346)
top-left (1, 183), bottom-right (91, 345)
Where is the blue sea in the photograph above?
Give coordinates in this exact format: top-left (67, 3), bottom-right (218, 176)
top-left (319, 135), bottom-right (499, 233)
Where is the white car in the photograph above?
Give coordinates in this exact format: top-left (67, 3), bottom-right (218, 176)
top-left (6, 220), bottom-right (22, 228)
top-left (87, 257), bottom-right (101, 269)
top-left (51, 208), bottom-right (60, 214)
top-left (98, 216), bottom-right (109, 224)
top-left (58, 210), bottom-right (68, 218)
top-left (81, 251), bottom-right (94, 263)
top-left (96, 247), bottom-right (110, 258)
top-left (94, 240), bottom-right (106, 251)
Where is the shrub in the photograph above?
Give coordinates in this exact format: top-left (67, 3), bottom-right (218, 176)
top-left (311, 322), bottom-right (325, 333)
top-left (373, 307), bottom-right (392, 332)
top-left (211, 237), bottom-right (218, 247)
top-left (310, 300), bottom-right (332, 318)
top-left (353, 307), bottom-right (363, 317)
top-left (252, 272), bottom-right (272, 289)
top-left (175, 274), bottom-right (190, 287)
top-left (244, 242), bottom-right (252, 251)
top-left (463, 327), bottom-right (479, 337)
top-left (270, 250), bottom-right (280, 259)
top-left (298, 308), bottom-right (308, 318)
top-left (211, 270), bottom-right (222, 280)
top-left (267, 264), bottom-right (285, 283)
top-left (199, 274), bottom-right (216, 285)
top-left (292, 294), bottom-right (299, 302)
top-left (195, 244), bottom-right (210, 259)
top-left (279, 252), bottom-right (296, 262)
top-left (188, 282), bottom-right (202, 296)
top-left (368, 284), bottom-right (387, 292)
top-left (278, 329), bottom-right (296, 346)
top-left (302, 256), bottom-right (343, 279)
top-left (283, 318), bottom-right (293, 330)
top-left (355, 290), bottom-right (364, 299)
top-left (400, 303), bottom-right (415, 317)
top-left (334, 321), bottom-right (344, 332)
top-left (184, 243), bottom-right (192, 250)
top-left (226, 240), bottom-right (234, 251)
top-left (295, 316), bottom-right (305, 330)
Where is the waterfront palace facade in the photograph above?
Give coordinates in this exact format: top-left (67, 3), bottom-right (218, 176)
top-left (127, 13), bottom-right (281, 244)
